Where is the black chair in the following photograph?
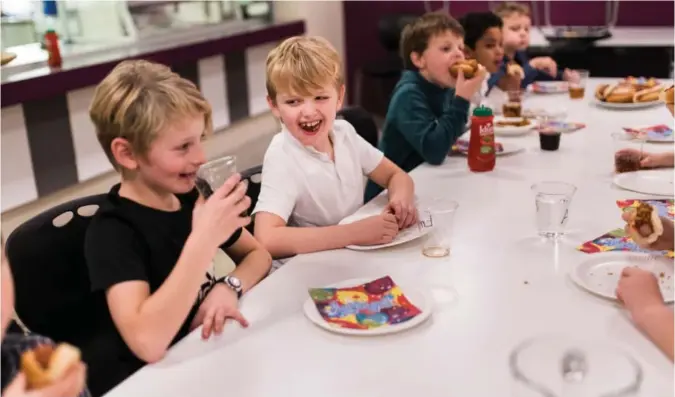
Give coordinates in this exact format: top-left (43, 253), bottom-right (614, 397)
top-left (337, 106), bottom-right (380, 148)
top-left (241, 165), bottom-right (263, 234)
top-left (5, 195), bottom-right (117, 396)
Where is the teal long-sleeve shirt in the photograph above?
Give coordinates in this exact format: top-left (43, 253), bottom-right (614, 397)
top-left (364, 70), bottom-right (470, 202)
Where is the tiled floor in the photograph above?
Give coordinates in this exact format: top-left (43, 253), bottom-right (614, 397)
top-left (2, 112), bottom-right (280, 276)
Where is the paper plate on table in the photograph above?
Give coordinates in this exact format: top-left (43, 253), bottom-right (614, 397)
top-left (593, 99), bottom-right (664, 110)
top-left (613, 169), bottom-right (674, 196)
top-left (339, 211), bottom-right (431, 251)
top-left (493, 116), bottom-right (535, 136)
top-left (304, 276), bottom-right (433, 336)
top-left (622, 125), bottom-right (674, 143)
top-left (530, 81), bottom-right (568, 94)
top-left (452, 140), bottom-right (523, 156)
top-left (570, 252), bottom-right (674, 302)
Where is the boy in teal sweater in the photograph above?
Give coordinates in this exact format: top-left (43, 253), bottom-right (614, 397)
top-left (365, 11), bottom-right (487, 201)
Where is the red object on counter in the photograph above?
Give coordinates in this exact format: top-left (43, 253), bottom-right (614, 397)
top-left (467, 105), bottom-right (496, 172)
top-left (44, 29), bottom-right (62, 68)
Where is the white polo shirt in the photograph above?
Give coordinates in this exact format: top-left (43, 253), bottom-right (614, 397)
top-left (253, 119), bottom-right (384, 227)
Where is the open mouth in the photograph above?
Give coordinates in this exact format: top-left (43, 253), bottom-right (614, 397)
top-left (299, 120), bottom-right (322, 134)
top-left (179, 172), bottom-right (196, 180)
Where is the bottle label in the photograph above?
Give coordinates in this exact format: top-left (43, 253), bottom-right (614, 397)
top-left (478, 122), bottom-right (494, 155)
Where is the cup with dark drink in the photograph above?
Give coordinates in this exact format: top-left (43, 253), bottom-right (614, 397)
top-left (538, 128), bottom-right (562, 151)
top-left (195, 155), bottom-right (237, 199)
top-left (612, 132), bottom-right (645, 173)
top-left (568, 69), bottom-right (589, 100)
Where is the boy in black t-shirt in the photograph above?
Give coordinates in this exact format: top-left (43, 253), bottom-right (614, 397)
top-left (84, 60), bottom-right (272, 392)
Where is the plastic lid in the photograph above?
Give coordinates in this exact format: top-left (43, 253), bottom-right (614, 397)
top-left (472, 105), bottom-right (493, 117)
top-left (45, 29), bottom-right (56, 33)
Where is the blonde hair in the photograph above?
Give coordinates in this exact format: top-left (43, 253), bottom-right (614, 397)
top-left (265, 36), bottom-right (343, 101)
top-left (400, 11), bottom-right (465, 70)
top-left (89, 60), bottom-right (212, 172)
top-left (492, 2), bottom-right (531, 18)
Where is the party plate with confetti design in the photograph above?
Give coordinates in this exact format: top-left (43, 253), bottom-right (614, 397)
top-left (304, 276), bottom-right (432, 336)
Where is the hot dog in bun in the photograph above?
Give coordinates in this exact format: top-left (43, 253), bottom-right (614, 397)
top-left (506, 62), bottom-right (524, 79)
top-left (21, 343), bottom-right (81, 389)
top-left (449, 59), bottom-right (479, 79)
top-left (634, 85), bottom-right (665, 103)
top-left (595, 84), bottom-right (636, 103)
top-left (626, 202), bottom-right (664, 246)
top-left (661, 85), bottom-right (674, 115)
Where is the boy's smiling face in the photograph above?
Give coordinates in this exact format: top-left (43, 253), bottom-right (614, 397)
top-left (466, 27), bottom-right (504, 74)
top-left (502, 12), bottom-right (531, 53)
top-left (412, 30), bottom-right (465, 88)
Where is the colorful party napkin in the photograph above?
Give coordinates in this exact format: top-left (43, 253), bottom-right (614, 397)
top-left (616, 199), bottom-right (674, 220)
top-left (537, 120), bottom-right (586, 133)
top-left (577, 199), bottom-right (675, 258)
top-left (308, 276), bottom-right (422, 330)
top-left (623, 125), bottom-right (673, 141)
top-left (451, 139), bottom-right (503, 155)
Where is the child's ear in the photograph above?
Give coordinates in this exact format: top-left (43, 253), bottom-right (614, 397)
top-left (110, 137), bottom-right (139, 171)
top-left (410, 51), bottom-right (425, 70)
top-left (336, 84), bottom-right (346, 109)
top-left (266, 96), bottom-right (281, 119)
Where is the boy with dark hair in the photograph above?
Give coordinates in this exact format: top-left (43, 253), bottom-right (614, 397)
top-left (365, 11), bottom-right (486, 201)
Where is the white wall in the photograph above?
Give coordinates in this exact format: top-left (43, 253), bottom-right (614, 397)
top-left (273, 0), bottom-right (346, 69)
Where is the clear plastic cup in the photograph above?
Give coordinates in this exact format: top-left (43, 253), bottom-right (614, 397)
top-left (531, 181), bottom-right (576, 239)
top-left (420, 198), bottom-right (459, 258)
top-left (568, 69), bottom-right (590, 99)
top-left (195, 155), bottom-right (237, 198)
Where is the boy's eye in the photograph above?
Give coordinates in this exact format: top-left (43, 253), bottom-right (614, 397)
top-left (315, 96), bottom-right (330, 101)
top-left (178, 142), bottom-right (191, 151)
top-left (285, 99), bottom-right (301, 105)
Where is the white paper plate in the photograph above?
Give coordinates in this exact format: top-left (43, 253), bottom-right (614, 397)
top-left (455, 142), bottom-right (524, 157)
top-left (493, 117), bottom-right (535, 136)
top-left (339, 210), bottom-right (431, 251)
top-left (593, 99), bottom-right (664, 110)
top-left (623, 125), bottom-right (674, 143)
top-left (303, 278), bottom-right (433, 336)
top-left (613, 169), bottom-right (674, 196)
top-left (570, 252), bottom-right (674, 302)
top-left (530, 81), bottom-right (568, 94)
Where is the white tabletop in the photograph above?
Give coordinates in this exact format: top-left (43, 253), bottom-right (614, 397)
top-left (530, 27), bottom-right (675, 48)
top-left (104, 79), bottom-right (675, 397)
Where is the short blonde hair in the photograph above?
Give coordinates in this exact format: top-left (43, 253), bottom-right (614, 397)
top-left (89, 60), bottom-right (212, 172)
top-left (265, 36), bottom-right (343, 101)
top-left (493, 2), bottom-right (531, 18)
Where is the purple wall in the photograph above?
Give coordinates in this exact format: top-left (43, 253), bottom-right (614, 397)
top-left (343, 1), bottom-right (674, 103)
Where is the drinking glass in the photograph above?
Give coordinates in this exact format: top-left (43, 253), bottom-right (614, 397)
top-left (510, 335), bottom-right (642, 397)
top-left (612, 132), bottom-right (646, 174)
top-left (503, 89), bottom-right (524, 117)
top-left (195, 155), bottom-right (237, 198)
top-left (568, 69), bottom-right (590, 99)
top-left (531, 182), bottom-right (576, 239)
top-left (420, 198), bottom-right (459, 258)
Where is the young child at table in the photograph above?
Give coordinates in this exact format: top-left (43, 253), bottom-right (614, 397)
top-left (488, 2), bottom-right (576, 90)
top-left (253, 36), bottom-right (417, 261)
top-left (458, 11), bottom-right (524, 103)
top-left (364, 11), bottom-right (487, 201)
top-left (1, 240), bottom-right (89, 397)
top-left (84, 60), bottom-right (272, 391)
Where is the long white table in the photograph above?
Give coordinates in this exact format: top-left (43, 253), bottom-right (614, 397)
top-left (104, 79), bottom-right (674, 396)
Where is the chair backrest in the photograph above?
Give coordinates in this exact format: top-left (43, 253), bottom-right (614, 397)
top-left (241, 165), bottom-right (263, 234)
top-left (5, 195), bottom-right (108, 340)
top-left (378, 13), bottom-right (420, 53)
top-left (337, 106), bottom-right (380, 148)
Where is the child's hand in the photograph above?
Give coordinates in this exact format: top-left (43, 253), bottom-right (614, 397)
top-left (454, 65), bottom-right (487, 101)
top-left (641, 152), bottom-right (675, 168)
top-left (529, 56), bottom-right (558, 77)
top-left (562, 68), bottom-right (579, 83)
top-left (352, 213), bottom-right (399, 246)
top-left (192, 174), bottom-right (251, 249)
top-left (616, 267), bottom-right (666, 319)
top-left (622, 210), bottom-right (675, 251)
top-left (191, 283), bottom-right (249, 339)
top-left (4, 363), bottom-right (87, 397)
top-left (385, 195), bottom-right (418, 229)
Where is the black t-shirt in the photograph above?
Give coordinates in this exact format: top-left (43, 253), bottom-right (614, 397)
top-left (83, 184), bottom-right (242, 393)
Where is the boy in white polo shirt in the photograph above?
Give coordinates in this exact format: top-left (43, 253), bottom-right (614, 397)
top-left (253, 36), bottom-right (418, 262)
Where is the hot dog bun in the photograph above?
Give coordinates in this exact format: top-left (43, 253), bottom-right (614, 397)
top-left (597, 84), bottom-right (635, 103)
top-left (634, 85), bottom-right (665, 103)
top-left (662, 85), bottom-right (674, 116)
top-left (595, 84), bottom-right (609, 101)
top-left (627, 203), bottom-right (664, 246)
top-left (449, 59), bottom-right (479, 79)
top-left (21, 343), bottom-right (81, 389)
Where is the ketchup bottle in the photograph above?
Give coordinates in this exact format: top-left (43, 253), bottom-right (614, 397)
top-left (467, 105), bottom-right (496, 172)
top-left (44, 29), bottom-right (62, 68)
